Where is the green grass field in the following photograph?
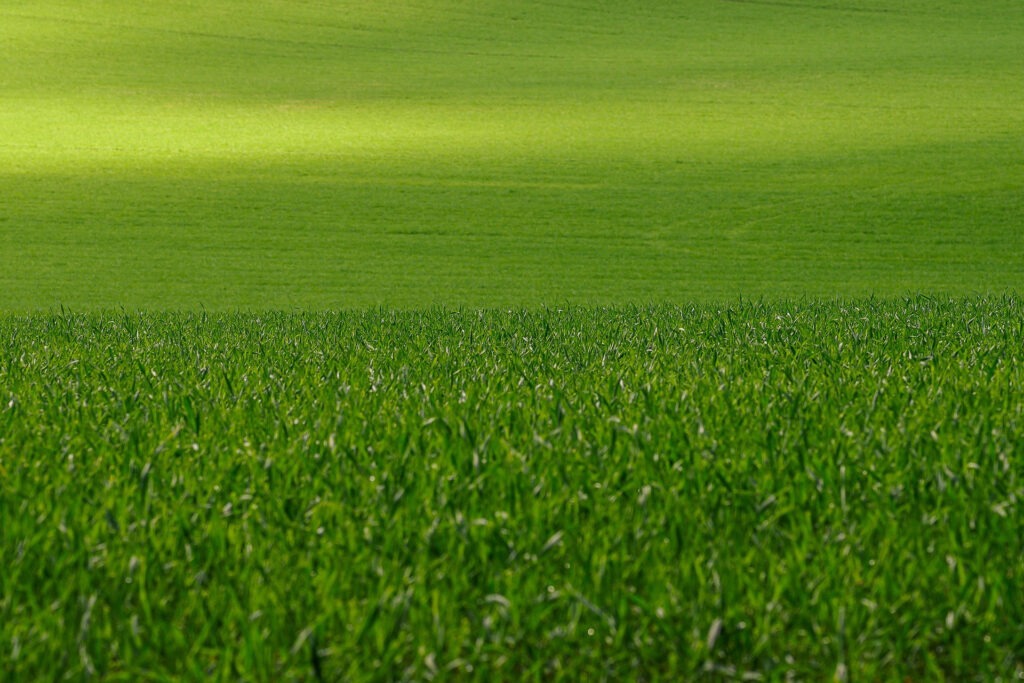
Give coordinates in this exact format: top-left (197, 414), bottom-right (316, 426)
top-left (2, 0), bottom-right (1022, 308)
top-left (3, 300), bottom-right (1023, 680)
top-left (3, 1), bottom-right (1024, 680)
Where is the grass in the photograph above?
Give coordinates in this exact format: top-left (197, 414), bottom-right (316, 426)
top-left (2, 297), bottom-right (1023, 680)
top-left (2, 0), bottom-right (1023, 308)
top-left (4, 1), bottom-right (1023, 679)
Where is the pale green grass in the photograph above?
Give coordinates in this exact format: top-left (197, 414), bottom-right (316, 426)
top-left (2, 0), bottom-right (1022, 308)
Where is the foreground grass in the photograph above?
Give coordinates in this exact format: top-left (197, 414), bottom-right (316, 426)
top-left (2, 297), bottom-right (1022, 680)
top-left (2, 0), bottom-right (1023, 307)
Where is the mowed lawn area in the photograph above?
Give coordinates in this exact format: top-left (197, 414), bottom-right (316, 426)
top-left (1, 0), bottom-right (1022, 308)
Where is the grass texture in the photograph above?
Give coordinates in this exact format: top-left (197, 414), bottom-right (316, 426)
top-left (2, 297), bottom-right (1022, 680)
top-left (2, 0), bottom-right (1023, 308)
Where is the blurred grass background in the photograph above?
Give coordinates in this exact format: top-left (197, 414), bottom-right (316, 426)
top-left (1, 0), bottom-right (1022, 308)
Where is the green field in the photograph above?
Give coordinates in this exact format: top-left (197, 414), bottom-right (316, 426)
top-left (3, 300), bottom-right (1023, 680)
top-left (2, 0), bottom-right (1023, 308)
top-left (4, 1), bottom-right (1024, 680)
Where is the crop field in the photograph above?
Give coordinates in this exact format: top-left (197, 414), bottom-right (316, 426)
top-left (3, 0), bottom-right (1024, 681)
top-left (2, 0), bottom-right (1023, 308)
top-left (2, 299), bottom-right (1023, 680)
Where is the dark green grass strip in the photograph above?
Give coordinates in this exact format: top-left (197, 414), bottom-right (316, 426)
top-left (1, 297), bottom-right (1022, 680)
